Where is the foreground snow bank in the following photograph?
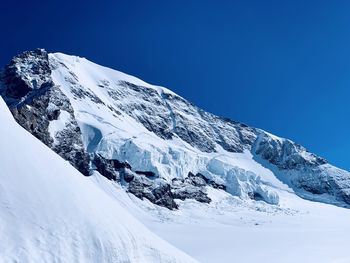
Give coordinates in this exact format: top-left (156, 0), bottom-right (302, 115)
top-left (0, 98), bottom-right (196, 263)
top-left (93, 175), bottom-right (350, 263)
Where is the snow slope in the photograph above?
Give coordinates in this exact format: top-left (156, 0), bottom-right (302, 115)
top-left (90, 170), bottom-right (350, 263)
top-left (0, 97), bottom-right (196, 263)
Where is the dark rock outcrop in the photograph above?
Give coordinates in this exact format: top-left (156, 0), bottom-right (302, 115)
top-left (92, 154), bottom-right (120, 181)
top-left (92, 154), bottom-right (132, 181)
top-left (187, 172), bottom-right (226, 191)
top-left (254, 133), bottom-right (327, 170)
top-left (126, 173), bottom-right (178, 210)
top-left (90, 154), bottom-right (214, 209)
top-left (125, 171), bottom-right (213, 210)
top-left (1, 49), bottom-right (52, 103)
top-left (172, 186), bottom-right (211, 203)
top-left (0, 49), bottom-right (90, 176)
top-left (135, 171), bottom-right (156, 177)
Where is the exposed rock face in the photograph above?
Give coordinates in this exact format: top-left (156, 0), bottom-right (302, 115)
top-left (254, 133), bottom-right (327, 170)
top-left (172, 183), bottom-right (211, 204)
top-left (129, 179), bottom-right (178, 210)
top-left (1, 49), bottom-right (52, 103)
top-left (290, 165), bottom-right (350, 206)
top-left (114, 81), bottom-right (257, 153)
top-left (187, 172), bottom-right (226, 190)
top-left (252, 133), bottom-right (350, 207)
top-left (92, 154), bottom-right (120, 181)
top-left (135, 170), bottom-right (156, 177)
top-left (0, 49), bottom-right (90, 176)
top-left (9, 92), bottom-right (53, 146)
top-left (117, 81), bottom-right (174, 140)
top-left (92, 154), bottom-right (212, 210)
top-left (171, 173), bottom-right (213, 204)
top-left (125, 172), bottom-right (213, 210)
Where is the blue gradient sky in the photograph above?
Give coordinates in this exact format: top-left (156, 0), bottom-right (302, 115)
top-left (1, 0), bottom-right (349, 170)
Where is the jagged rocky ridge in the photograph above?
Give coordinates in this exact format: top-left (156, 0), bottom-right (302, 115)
top-left (1, 48), bottom-right (350, 209)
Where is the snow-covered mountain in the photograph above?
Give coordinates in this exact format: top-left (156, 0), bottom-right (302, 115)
top-left (1, 48), bottom-right (349, 209)
top-left (0, 97), bottom-right (196, 262)
top-left (1, 48), bottom-right (350, 262)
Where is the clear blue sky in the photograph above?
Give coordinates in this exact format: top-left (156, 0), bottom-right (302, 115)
top-left (1, 0), bottom-right (349, 170)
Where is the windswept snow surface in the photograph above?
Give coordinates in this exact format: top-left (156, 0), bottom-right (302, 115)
top-left (91, 172), bottom-right (350, 263)
top-left (0, 98), bottom-right (196, 263)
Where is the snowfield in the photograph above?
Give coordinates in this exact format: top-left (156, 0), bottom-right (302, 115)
top-left (0, 98), bottom-right (196, 263)
top-left (91, 171), bottom-right (350, 263)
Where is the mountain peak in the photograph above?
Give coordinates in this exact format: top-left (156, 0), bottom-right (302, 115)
top-left (1, 49), bottom-right (350, 210)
